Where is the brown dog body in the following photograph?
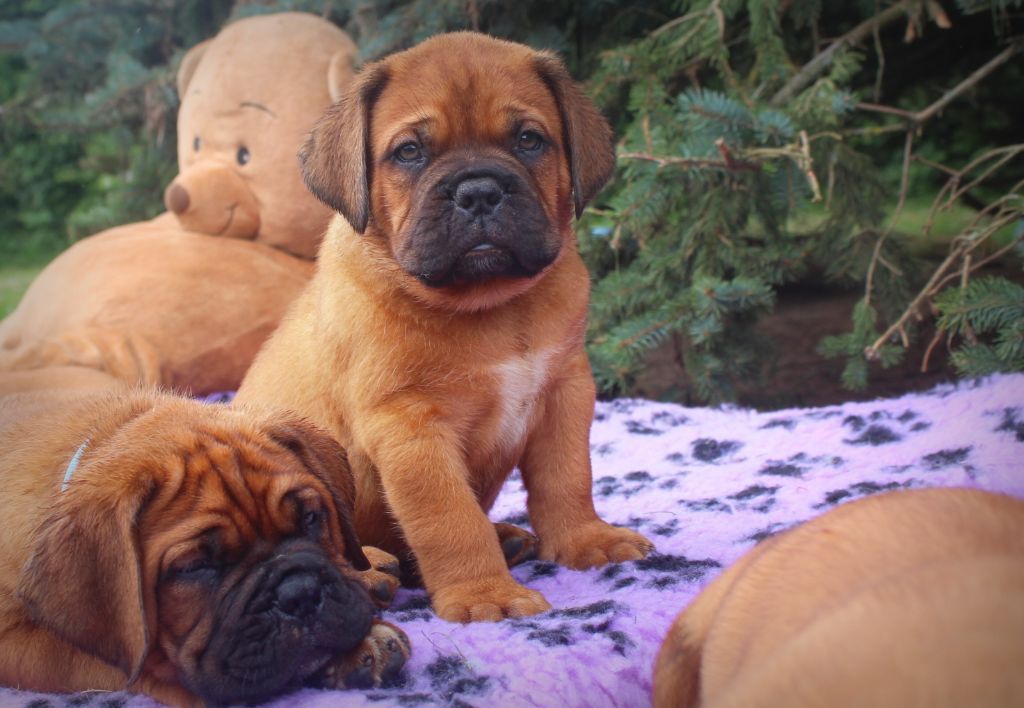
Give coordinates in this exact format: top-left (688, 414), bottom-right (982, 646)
top-left (653, 488), bottom-right (1024, 708)
top-left (0, 218), bottom-right (312, 394)
top-left (0, 385), bottom-right (407, 705)
top-left (237, 33), bottom-right (652, 622)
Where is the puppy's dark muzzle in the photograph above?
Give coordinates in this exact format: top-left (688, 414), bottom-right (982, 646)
top-left (191, 543), bottom-right (376, 705)
top-left (274, 569), bottom-right (325, 620)
top-left (452, 175), bottom-right (506, 218)
top-left (406, 165), bottom-right (558, 288)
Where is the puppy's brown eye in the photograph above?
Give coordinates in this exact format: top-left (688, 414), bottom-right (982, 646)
top-left (237, 146), bottom-right (251, 165)
top-left (193, 136), bottom-right (201, 152)
top-left (395, 142), bottom-right (422, 163)
top-left (302, 508), bottom-right (324, 538)
top-left (517, 130), bottom-right (543, 151)
top-left (168, 554), bottom-right (219, 581)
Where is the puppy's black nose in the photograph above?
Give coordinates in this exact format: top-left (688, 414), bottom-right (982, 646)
top-left (453, 176), bottom-right (504, 216)
top-left (275, 571), bottom-right (323, 619)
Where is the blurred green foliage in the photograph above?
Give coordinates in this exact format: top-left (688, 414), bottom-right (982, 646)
top-left (1, 0), bottom-right (1022, 396)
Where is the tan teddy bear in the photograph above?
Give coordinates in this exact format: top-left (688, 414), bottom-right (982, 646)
top-left (165, 12), bottom-right (355, 258)
top-left (0, 13), bottom-right (355, 394)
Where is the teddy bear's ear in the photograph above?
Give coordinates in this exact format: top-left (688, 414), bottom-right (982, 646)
top-left (176, 39), bottom-right (212, 99)
top-left (327, 48), bottom-right (358, 103)
top-left (298, 62), bottom-right (390, 234)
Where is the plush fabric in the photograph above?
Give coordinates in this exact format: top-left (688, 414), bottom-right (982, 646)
top-left (4, 373), bottom-right (1022, 706)
top-left (0, 13), bottom-right (353, 394)
top-left (168, 12), bottom-right (356, 258)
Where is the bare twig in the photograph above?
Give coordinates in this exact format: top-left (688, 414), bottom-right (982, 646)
top-left (944, 146), bottom-right (1023, 209)
top-left (860, 45), bottom-right (1022, 313)
top-left (865, 242), bottom-right (966, 361)
top-left (920, 330), bottom-right (945, 372)
top-left (865, 130), bottom-right (914, 306)
top-left (620, 134), bottom-right (824, 186)
top-left (855, 42), bottom-right (1021, 128)
top-left (872, 0), bottom-right (886, 102)
top-left (771, 0), bottom-right (911, 107)
top-left (649, 4), bottom-right (711, 38)
top-left (865, 179), bottom-right (1024, 361)
top-left (642, 114), bottom-right (654, 155)
top-left (864, 158), bottom-right (1023, 362)
top-left (618, 152), bottom-right (736, 170)
top-left (714, 138), bottom-right (759, 171)
top-left (916, 41), bottom-right (1021, 124)
top-left (855, 101), bottom-right (916, 119)
top-left (913, 154), bottom-right (959, 177)
top-left (925, 146), bottom-right (1024, 233)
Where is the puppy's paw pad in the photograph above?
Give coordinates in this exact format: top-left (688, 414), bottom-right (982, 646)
top-left (542, 522), bottom-right (654, 570)
top-left (358, 546), bottom-right (402, 608)
top-left (494, 522), bottom-right (539, 567)
top-left (608, 540), bottom-right (649, 563)
top-left (434, 578), bottom-right (550, 623)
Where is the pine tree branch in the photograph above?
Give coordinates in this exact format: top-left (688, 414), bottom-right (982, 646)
top-left (770, 0), bottom-right (911, 107)
top-left (865, 143), bottom-right (1024, 362)
top-left (866, 207), bottom-right (1023, 360)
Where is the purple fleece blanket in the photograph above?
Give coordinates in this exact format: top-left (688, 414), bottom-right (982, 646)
top-left (4, 374), bottom-right (1023, 707)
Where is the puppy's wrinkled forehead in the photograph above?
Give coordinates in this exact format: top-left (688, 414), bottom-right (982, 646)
top-left (372, 33), bottom-right (561, 152)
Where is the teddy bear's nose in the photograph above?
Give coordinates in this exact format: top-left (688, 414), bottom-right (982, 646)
top-left (165, 184), bottom-right (191, 215)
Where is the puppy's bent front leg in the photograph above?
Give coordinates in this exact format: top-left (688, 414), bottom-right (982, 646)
top-left (361, 406), bottom-right (550, 622)
top-left (520, 353), bottom-right (654, 568)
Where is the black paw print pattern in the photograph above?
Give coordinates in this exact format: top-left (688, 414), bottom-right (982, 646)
top-left (15, 376), bottom-right (1023, 708)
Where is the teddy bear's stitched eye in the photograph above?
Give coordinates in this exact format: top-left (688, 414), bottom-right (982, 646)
top-left (237, 146), bottom-right (251, 165)
top-left (193, 136), bottom-right (201, 152)
top-left (395, 142), bottom-right (422, 163)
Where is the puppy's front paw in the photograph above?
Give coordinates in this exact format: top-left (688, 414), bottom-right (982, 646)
top-left (357, 546), bottom-right (402, 608)
top-left (316, 621), bottom-right (411, 689)
top-left (433, 576), bottom-right (551, 623)
top-left (541, 520), bottom-right (654, 570)
top-left (493, 522), bottom-right (539, 567)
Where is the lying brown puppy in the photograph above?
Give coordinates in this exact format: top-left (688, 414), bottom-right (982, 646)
top-left (237, 32), bottom-right (653, 622)
top-left (0, 219), bottom-right (312, 394)
top-left (653, 487), bottom-right (1024, 707)
top-left (0, 365), bottom-right (123, 397)
top-left (0, 386), bottom-right (409, 706)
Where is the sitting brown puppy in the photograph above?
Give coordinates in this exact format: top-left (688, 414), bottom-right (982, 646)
top-left (237, 32), bottom-right (653, 622)
top-left (0, 385), bottom-right (409, 706)
top-left (653, 487), bottom-right (1024, 708)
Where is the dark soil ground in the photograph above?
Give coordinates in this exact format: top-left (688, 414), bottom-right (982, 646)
top-left (633, 285), bottom-right (959, 411)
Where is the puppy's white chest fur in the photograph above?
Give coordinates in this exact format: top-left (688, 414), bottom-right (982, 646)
top-left (491, 349), bottom-right (553, 450)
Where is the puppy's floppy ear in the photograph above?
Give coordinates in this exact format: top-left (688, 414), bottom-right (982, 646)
top-left (298, 62), bottom-right (390, 234)
top-left (18, 469), bottom-right (153, 683)
top-left (268, 418), bottom-right (371, 571)
top-left (534, 53), bottom-right (617, 218)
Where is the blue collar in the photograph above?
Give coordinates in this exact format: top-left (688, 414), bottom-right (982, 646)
top-left (61, 439), bottom-right (91, 492)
